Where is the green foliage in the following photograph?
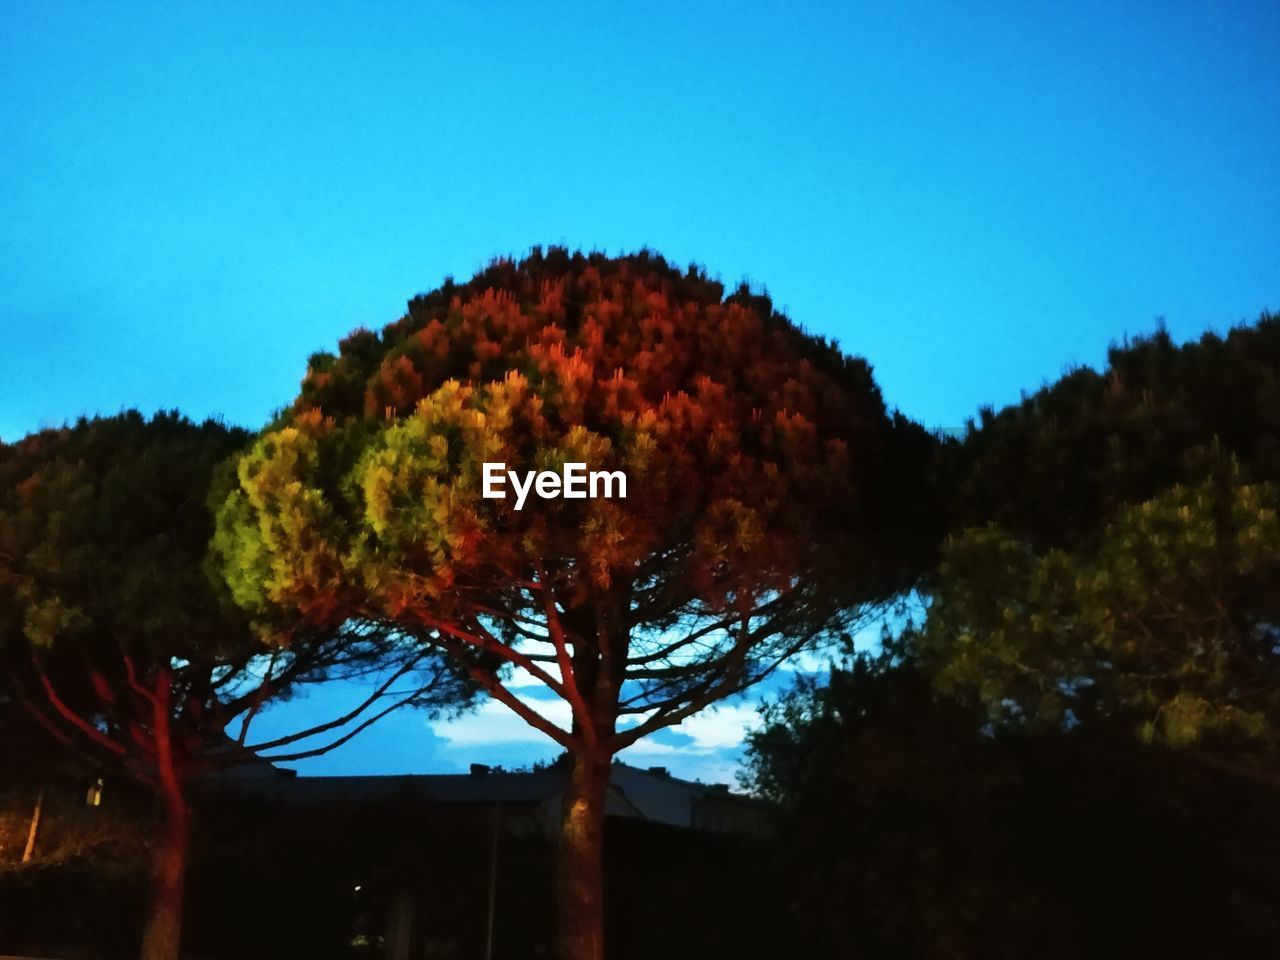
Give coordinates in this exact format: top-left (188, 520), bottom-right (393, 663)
top-left (213, 248), bottom-right (934, 749)
top-left (0, 411), bottom-right (464, 783)
top-left (743, 656), bottom-right (1280, 958)
top-left (920, 465), bottom-right (1280, 747)
top-left (0, 411), bottom-right (250, 667)
top-left (951, 314), bottom-right (1280, 551)
top-left (919, 314), bottom-right (1280, 764)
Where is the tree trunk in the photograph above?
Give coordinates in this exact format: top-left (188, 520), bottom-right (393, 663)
top-left (558, 750), bottom-right (609, 960)
top-left (139, 789), bottom-right (190, 960)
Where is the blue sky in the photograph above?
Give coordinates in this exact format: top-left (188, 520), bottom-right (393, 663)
top-left (3, 0), bottom-right (1277, 781)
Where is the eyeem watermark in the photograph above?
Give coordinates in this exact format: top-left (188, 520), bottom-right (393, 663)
top-left (482, 462), bottom-right (627, 511)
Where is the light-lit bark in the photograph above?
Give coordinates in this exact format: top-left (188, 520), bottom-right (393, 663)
top-left (140, 669), bottom-right (189, 960)
top-left (138, 791), bottom-right (189, 960)
top-left (557, 750), bottom-right (610, 960)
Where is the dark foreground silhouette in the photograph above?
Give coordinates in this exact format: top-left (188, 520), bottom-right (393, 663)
top-left (3, 659), bottom-right (1277, 960)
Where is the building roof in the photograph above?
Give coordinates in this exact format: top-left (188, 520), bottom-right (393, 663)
top-left (212, 761), bottom-right (765, 833)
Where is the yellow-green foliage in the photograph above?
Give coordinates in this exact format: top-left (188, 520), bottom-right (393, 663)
top-left (921, 464), bottom-right (1280, 748)
top-left (214, 251), bottom-right (897, 639)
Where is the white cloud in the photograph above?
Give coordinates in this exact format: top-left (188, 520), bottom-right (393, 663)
top-left (617, 737), bottom-right (683, 756)
top-left (433, 696), bottom-right (572, 746)
top-left (618, 701), bottom-right (762, 757)
top-left (500, 662), bottom-right (565, 691)
top-left (433, 687), bottom-right (761, 763)
top-left (669, 702), bottom-right (761, 750)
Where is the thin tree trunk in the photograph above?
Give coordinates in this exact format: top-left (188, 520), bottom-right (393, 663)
top-left (141, 669), bottom-right (189, 960)
top-left (558, 750), bottom-right (609, 960)
top-left (21, 789), bottom-right (43, 863)
top-left (139, 792), bottom-right (190, 960)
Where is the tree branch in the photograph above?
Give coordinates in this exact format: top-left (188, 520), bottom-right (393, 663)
top-left (243, 654), bottom-right (424, 753)
top-left (434, 634), bottom-right (573, 748)
top-left (34, 661), bottom-right (127, 758)
top-left (537, 560), bottom-right (597, 750)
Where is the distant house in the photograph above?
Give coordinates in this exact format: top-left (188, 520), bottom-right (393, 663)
top-left (217, 760), bottom-right (767, 836)
top-left (205, 760), bottom-right (767, 959)
top-left (2, 757), bottom-right (767, 959)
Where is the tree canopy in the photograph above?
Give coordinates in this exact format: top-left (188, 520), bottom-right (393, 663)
top-left (950, 314), bottom-right (1280, 550)
top-left (918, 464), bottom-right (1280, 753)
top-left (743, 651), bottom-right (1280, 958)
top-left (214, 249), bottom-right (929, 744)
top-left (212, 247), bottom-right (934, 959)
top-left (919, 315), bottom-right (1280, 776)
top-left (0, 411), bottom-right (467, 960)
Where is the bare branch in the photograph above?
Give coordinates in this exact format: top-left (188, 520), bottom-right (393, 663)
top-left (33, 661), bottom-right (127, 758)
top-left (410, 610), bottom-right (568, 698)
top-left (434, 633), bottom-right (573, 748)
top-left (243, 654), bottom-right (424, 753)
top-left (257, 690), bottom-right (429, 763)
